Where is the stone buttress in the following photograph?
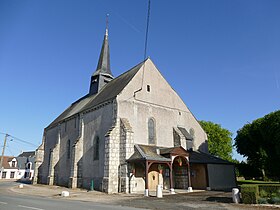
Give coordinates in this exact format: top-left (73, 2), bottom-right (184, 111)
top-left (69, 114), bottom-right (84, 188)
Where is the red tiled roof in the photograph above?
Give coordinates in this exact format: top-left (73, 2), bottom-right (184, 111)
top-left (1, 156), bottom-right (17, 169)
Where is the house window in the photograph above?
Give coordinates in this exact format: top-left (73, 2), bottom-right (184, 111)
top-left (10, 172), bottom-right (15, 178)
top-left (11, 161), bottom-right (16, 167)
top-left (147, 85), bottom-right (150, 92)
top-left (67, 139), bottom-right (71, 159)
top-left (93, 137), bottom-right (99, 160)
top-left (2, 172), bottom-right (6, 178)
top-left (148, 118), bottom-right (156, 145)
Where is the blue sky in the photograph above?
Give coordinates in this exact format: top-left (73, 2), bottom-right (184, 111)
top-left (0, 0), bottom-right (279, 160)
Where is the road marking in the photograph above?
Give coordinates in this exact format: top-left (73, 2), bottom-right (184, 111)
top-left (18, 205), bottom-right (45, 210)
top-left (0, 201), bottom-right (7, 204)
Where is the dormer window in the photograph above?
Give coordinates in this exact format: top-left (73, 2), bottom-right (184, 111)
top-left (11, 161), bottom-right (16, 167)
top-left (26, 162), bottom-right (32, 170)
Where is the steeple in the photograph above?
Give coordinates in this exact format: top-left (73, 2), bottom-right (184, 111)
top-left (89, 14), bottom-right (114, 96)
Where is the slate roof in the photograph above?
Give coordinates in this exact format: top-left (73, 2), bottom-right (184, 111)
top-left (128, 144), bottom-right (171, 162)
top-left (93, 31), bottom-right (112, 77)
top-left (47, 60), bottom-right (145, 129)
top-left (189, 150), bottom-right (233, 165)
top-left (16, 156), bottom-right (35, 170)
top-left (18, 151), bottom-right (35, 158)
top-left (178, 127), bottom-right (193, 140)
top-left (128, 144), bottom-right (232, 165)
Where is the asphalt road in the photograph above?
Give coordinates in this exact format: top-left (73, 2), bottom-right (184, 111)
top-left (0, 181), bottom-right (145, 210)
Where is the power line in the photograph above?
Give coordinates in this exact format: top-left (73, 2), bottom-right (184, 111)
top-left (143, 0), bottom-right (151, 61)
top-left (0, 132), bottom-right (37, 147)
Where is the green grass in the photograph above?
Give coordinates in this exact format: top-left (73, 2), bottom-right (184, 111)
top-left (238, 180), bottom-right (280, 186)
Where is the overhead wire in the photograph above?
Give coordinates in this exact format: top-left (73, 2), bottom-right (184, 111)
top-left (133, 0), bottom-right (151, 98)
top-left (0, 132), bottom-right (37, 147)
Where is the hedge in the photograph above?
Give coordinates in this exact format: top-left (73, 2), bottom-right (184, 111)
top-left (241, 185), bottom-right (259, 204)
top-left (241, 184), bottom-right (280, 204)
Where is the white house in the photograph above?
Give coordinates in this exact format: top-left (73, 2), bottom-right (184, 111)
top-left (0, 151), bottom-right (35, 181)
top-left (0, 156), bottom-right (18, 180)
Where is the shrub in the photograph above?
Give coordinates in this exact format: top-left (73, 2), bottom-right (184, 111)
top-left (258, 184), bottom-right (280, 198)
top-left (241, 185), bottom-right (259, 204)
top-left (268, 196), bottom-right (280, 204)
top-left (259, 189), bottom-right (268, 198)
top-left (241, 184), bottom-right (280, 204)
top-left (258, 197), bottom-right (268, 204)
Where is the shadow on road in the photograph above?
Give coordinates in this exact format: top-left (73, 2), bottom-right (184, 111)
top-left (205, 196), bottom-right (232, 203)
top-left (15, 180), bottom-right (32, 184)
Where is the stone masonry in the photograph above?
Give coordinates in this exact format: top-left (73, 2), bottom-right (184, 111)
top-left (69, 115), bottom-right (84, 188)
top-left (47, 127), bottom-right (61, 185)
top-left (119, 118), bottom-right (134, 193)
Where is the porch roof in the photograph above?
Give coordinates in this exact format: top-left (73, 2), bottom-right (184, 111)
top-left (189, 150), bottom-right (233, 165)
top-left (127, 144), bottom-right (232, 165)
top-left (127, 144), bottom-right (171, 162)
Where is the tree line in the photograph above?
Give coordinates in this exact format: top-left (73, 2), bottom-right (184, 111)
top-left (199, 110), bottom-right (280, 180)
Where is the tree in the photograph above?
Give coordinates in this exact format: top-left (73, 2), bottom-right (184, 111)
top-left (199, 120), bottom-right (233, 161)
top-left (235, 110), bottom-right (280, 179)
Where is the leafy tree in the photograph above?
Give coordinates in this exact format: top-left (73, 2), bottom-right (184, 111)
top-left (199, 120), bottom-right (233, 161)
top-left (235, 110), bottom-right (280, 180)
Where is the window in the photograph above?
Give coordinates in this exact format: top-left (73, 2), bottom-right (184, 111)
top-left (10, 172), bottom-right (15, 178)
top-left (11, 161), bottom-right (16, 167)
top-left (2, 172), bottom-right (6, 178)
top-left (147, 85), bottom-right (150, 92)
top-left (67, 139), bottom-right (71, 159)
top-left (148, 118), bottom-right (156, 144)
top-left (93, 137), bottom-right (99, 160)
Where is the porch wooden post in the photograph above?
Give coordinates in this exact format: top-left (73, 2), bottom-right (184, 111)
top-left (187, 162), bottom-right (193, 192)
top-left (144, 160), bottom-right (149, 196)
top-left (169, 161), bottom-right (175, 194)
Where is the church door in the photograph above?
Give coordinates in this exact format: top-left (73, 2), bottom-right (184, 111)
top-left (148, 170), bottom-right (159, 190)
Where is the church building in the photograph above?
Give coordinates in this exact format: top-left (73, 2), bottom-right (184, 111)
top-left (33, 25), bottom-right (236, 195)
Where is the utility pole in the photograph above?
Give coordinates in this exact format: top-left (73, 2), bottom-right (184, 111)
top-left (0, 134), bottom-right (8, 171)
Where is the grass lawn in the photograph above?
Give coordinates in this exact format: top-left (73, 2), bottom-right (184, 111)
top-left (237, 180), bottom-right (280, 186)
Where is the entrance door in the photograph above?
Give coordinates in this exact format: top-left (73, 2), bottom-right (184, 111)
top-left (190, 164), bottom-right (208, 189)
top-left (148, 170), bottom-right (159, 190)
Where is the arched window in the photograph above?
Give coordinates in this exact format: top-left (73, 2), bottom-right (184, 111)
top-left (148, 118), bottom-right (156, 145)
top-left (67, 139), bottom-right (71, 159)
top-left (93, 137), bottom-right (99, 160)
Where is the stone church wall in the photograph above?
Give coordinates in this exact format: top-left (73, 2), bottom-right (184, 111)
top-left (55, 117), bottom-right (80, 186)
top-left (117, 59), bottom-right (208, 152)
top-left (38, 126), bottom-right (59, 184)
top-left (82, 102), bottom-right (115, 190)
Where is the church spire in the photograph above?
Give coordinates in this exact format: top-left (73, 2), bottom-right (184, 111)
top-left (93, 14), bottom-right (112, 77)
top-left (89, 14), bottom-right (114, 96)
